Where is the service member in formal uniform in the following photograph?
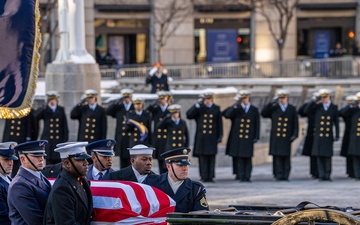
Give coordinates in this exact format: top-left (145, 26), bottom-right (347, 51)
top-left (146, 91), bottom-right (170, 173)
top-left (339, 92), bottom-right (360, 179)
top-left (126, 97), bottom-right (152, 147)
top-left (144, 147), bottom-right (209, 213)
top-left (186, 92), bottom-right (223, 182)
top-left (108, 144), bottom-right (156, 182)
top-left (86, 139), bottom-right (115, 180)
top-left (0, 142), bottom-right (18, 225)
top-left (71, 89), bottom-right (107, 145)
top-left (298, 92), bottom-right (320, 179)
top-left (157, 104), bottom-right (189, 173)
top-left (261, 89), bottom-right (298, 181)
top-left (339, 95), bottom-right (358, 178)
top-left (223, 90), bottom-right (260, 182)
top-left (8, 140), bottom-right (51, 225)
top-left (106, 88), bottom-right (134, 168)
top-left (35, 91), bottom-right (69, 165)
top-left (44, 142), bottom-right (93, 225)
top-left (3, 109), bottom-right (37, 177)
top-left (304, 89), bottom-right (339, 181)
top-left (145, 62), bottom-right (170, 93)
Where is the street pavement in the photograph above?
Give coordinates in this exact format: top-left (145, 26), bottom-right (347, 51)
top-left (184, 155), bottom-right (360, 211)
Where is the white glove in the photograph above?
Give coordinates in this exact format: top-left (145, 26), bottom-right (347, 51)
top-left (149, 67), bottom-right (158, 76)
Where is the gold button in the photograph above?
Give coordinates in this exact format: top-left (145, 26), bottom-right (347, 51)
top-left (245, 135), bottom-right (249, 139)
top-left (122, 127), bottom-right (125, 130)
top-left (279, 117), bottom-right (282, 121)
top-left (50, 130), bottom-right (54, 133)
top-left (50, 119), bottom-right (54, 122)
top-left (92, 124), bottom-right (95, 128)
top-left (357, 133), bottom-right (360, 136)
top-left (240, 129), bottom-right (243, 133)
top-left (159, 118), bottom-right (162, 121)
top-left (11, 120), bottom-right (15, 124)
top-left (326, 128), bottom-right (330, 131)
top-left (178, 143), bottom-right (182, 147)
top-left (56, 118), bottom-right (59, 122)
top-left (326, 122), bottom-right (330, 125)
top-left (325, 134), bottom-right (329, 137)
top-left (172, 130), bottom-right (176, 134)
top-left (134, 133), bottom-right (138, 136)
top-left (327, 116), bottom-right (330, 120)
top-left (156, 84), bottom-right (160, 87)
top-left (179, 137), bottom-right (182, 140)
top-left (56, 130), bottom-right (59, 133)
top-left (85, 135), bottom-right (88, 138)
top-left (209, 131), bottom-right (212, 134)
top-left (122, 121), bottom-right (126, 124)
top-left (209, 125), bottom-right (212, 129)
top-left (203, 130), bottom-right (206, 134)
top-left (209, 120), bottom-right (213, 123)
top-left (321, 116), bottom-right (325, 119)
top-left (284, 123), bottom-right (287, 127)
top-left (284, 118), bottom-right (288, 122)
top-left (50, 124), bottom-right (53, 127)
top-left (164, 129), bottom-right (167, 132)
top-left (56, 136), bottom-right (59, 139)
top-left (163, 135), bottom-right (167, 138)
top-left (16, 127), bottom-right (20, 130)
top-left (320, 127), bottom-right (324, 131)
top-left (87, 118), bottom-right (90, 121)
top-left (85, 129), bottom-right (89, 132)
top-left (245, 130), bottom-right (249, 133)
top-left (92, 119), bottom-right (96, 122)
top-left (247, 119), bottom-right (250, 123)
top-left (246, 125), bottom-right (250, 128)
top-left (204, 114), bottom-right (208, 118)
top-left (277, 133), bottom-right (280, 137)
top-left (209, 114), bottom-right (213, 118)
top-left (157, 135), bottom-right (161, 138)
top-left (128, 133), bottom-right (131, 136)
top-left (320, 133), bottom-right (323, 137)
top-left (56, 124), bottom-right (59, 127)
top-left (50, 135), bottom-right (53, 139)
top-left (158, 129), bottom-right (161, 132)
top-left (91, 130), bottom-right (95, 133)
top-left (16, 133), bottom-right (20, 136)
top-left (178, 130), bottom-right (182, 134)
top-left (86, 123), bottom-right (89, 127)
top-left (203, 125), bottom-right (207, 128)
top-left (241, 119), bottom-right (245, 122)
top-left (17, 121), bottom-right (21, 125)
top-left (320, 122), bottom-right (324, 125)
top-left (122, 132), bottom-right (126, 136)
top-left (239, 135), bottom-right (243, 138)
top-left (278, 123), bottom-right (281, 126)
top-left (90, 136), bottom-right (94, 140)
top-left (172, 137), bottom-right (176, 140)
top-left (283, 128), bottom-right (287, 132)
top-left (10, 132), bottom-right (14, 135)
top-left (203, 120), bottom-right (207, 123)
top-left (172, 143), bottom-right (176, 147)
top-left (10, 126), bottom-right (14, 129)
top-left (240, 124), bottom-right (244, 127)
top-left (282, 134), bottom-right (286, 137)
top-left (277, 128), bottom-right (281, 131)
top-left (134, 138), bottom-right (137, 141)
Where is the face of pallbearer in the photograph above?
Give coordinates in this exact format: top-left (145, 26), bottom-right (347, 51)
top-left (20, 154), bottom-right (45, 171)
top-left (124, 95), bottom-right (131, 104)
top-left (63, 158), bottom-right (89, 177)
top-left (278, 96), bottom-right (288, 105)
top-left (134, 102), bottom-right (143, 112)
top-left (159, 97), bottom-right (168, 106)
top-left (204, 97), bottom-right (213, 107)
top-left (131, 154), bottom-right (153, 175)
top-left (321, 95), bottom-right (331, 104)
top-left (0, 156), bottom-right (14, 175)
top-left (241, 96), bottom-right (250, 105)
top-left (172, 112), bottom-right (180, 120)
top-left (167, 163), bottom-right (189, 181)
top-left (48, 98), bottom-right (58, 107)
top-left (92, 154), bottom-right (112, 171)
top-left (87, 96), bottom-right (96, 105)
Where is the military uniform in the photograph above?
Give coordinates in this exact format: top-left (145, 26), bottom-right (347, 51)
top-left (223, 100), bottom-right (260, 182)
top-left (144, 147), bottom-right (209, 213)
top-left (304, 89), bottom-right (339, 181)
top-left (186, 94), bottom-right (222, 182)
top-left (145, 62), bottom-right (169, 93)
top-left (71, 104), bottom-right (107, 142)
top-left (298, 100), bottom-right (318, 178)
top-left (147, 93), bottom-right (170, 173)
top-left (126, 109), bottom-right (152, 147)
top-left (2, 109), bottom-right (37, 177)
top-left (339, 102), bottom-right (360, 178)
top-left (35, 105), bottom-right (69, 164)
top-left (261, 90), bottom-right (298, 181)
top-left (106, 92), bottom-right (134, 168)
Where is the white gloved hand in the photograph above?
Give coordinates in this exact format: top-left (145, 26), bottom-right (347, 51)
top-left (149, 67), bottom-right (158, 76)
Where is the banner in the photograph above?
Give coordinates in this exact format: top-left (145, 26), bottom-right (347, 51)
top-left (0, 0), bottom-right (41, 118)
top-left (206, 29), bottom-right (238, 63)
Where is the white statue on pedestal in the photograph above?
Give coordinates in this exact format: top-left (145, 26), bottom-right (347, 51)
top-left (54, 0), bottom-right (95, 64)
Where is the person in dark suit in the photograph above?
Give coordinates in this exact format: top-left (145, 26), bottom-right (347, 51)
top-left (144, 147), bottom-right (209, 213)
top-left (147, 91), bottom-right (170, 173)
top-left (106, 88), bottom-right (134, 168)
top-left (338, 93), bottom-right (360, 179)
top-left (223, 90), bottom-right (260, 182)
top-left (70, 89), bottom-right (107, 145)
top-left (304, 89), bottom-right (340, 181)
top-left (339, 95), bottom-right (358, 178)
top-left (261, 89), bottom-right (299, 181)
top-left (126, 97), bottom-right (152, 147)
top-left (0, 142), bottom-right (18, 225)
top-left (2, 109), bottom-right (37, 177)
top-left (108, 144), bottom-right (156, 183)
top-left (35, 91), bottom-right (69, 165)
top-left (43, 142), bottom-right (93, 225)
top-left (298, 92), bottom-right (320, 179)
top-left (186, 92), bottom-right (223, 182)
top-left (8, 140), bottom-right (51, 225)
top-left (86, 139), bottom-right (115, 180)
top-left (145, 62), bottom-right (170, 93)
top-left (157, 104), bottom-right (189, 162)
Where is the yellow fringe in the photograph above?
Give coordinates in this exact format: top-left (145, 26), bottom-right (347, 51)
top-left (0, 0), bottom-right (42, 119)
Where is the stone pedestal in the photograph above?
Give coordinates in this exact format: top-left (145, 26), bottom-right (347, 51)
top-left (45, 63), bottom-right (101, 141)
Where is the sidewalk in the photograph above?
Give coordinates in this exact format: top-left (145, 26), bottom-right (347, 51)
top-left (185, 155), bottom-right (360, 210)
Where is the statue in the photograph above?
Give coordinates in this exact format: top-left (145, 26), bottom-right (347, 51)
top-left (54, 0), bottom-right (95, 64)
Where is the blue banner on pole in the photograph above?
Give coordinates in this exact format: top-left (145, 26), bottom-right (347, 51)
top-left (0, 0), bottom-right (41, 118)
top-left (206, 29), bottom-right (238, 62)
top-left (314, 30), bottom-right (330, 59)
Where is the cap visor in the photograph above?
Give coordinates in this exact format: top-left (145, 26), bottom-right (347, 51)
top-left (3, 155), bottom-right (18, 160)
top-left (174, 161), bottom-right (191, 166)
top-left (73, 154), bottom-right (91, 160)
top-left (96, 152), bottom-right (114, 157)
top-left (28, 152), bottom-right (47, 157)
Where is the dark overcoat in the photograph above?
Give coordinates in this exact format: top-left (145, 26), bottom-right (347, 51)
top-left (157, 116), bottom-right (189, 153)
top-left (126, 110), bottom-right (152, 147)
top-left (0, 176), bottom-right (11, 225)
top-left (70, 104), bottom-right (107, 144)
top-left (3, 109), bottom-right (37, 142)
top-left (186, 104), bottom-right (223, 157)
top-left (35, 105), bottom-right (69, 161)
top-left (147, 103), bottom-right (169, 158)
top-left (339, 105), bottom-right (353, 157)
top-left (8, 167), bottom-right (51, 225)
top-left (223, 104), bottom-right (260, 157)
top-left (261, 102), bottom-right (299, 156)
top-left (304, 102), bottom-right (339, 157)
top-left (43, 169), bottom-right (93, 225)
top-left (298, 101), bottom-right (315, 156)
top-left (145, 74), bottom-right (169, 93)
top-left (144, 172), bottom-right (209, 213)
top-left (108, 165), bottom-right (155, 182)
top-left (340, 106), bottom-right (360, 156)
top-left (106, 101), bottom-right (134, 158)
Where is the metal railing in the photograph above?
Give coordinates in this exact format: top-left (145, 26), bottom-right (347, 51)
top-left (39, 57), bottom-right (359, 79)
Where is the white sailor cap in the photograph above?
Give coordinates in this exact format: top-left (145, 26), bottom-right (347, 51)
top-left (238, 90), bottom-right (251, 98)
top-left (46, 91), bottom-right (60, 99)
top-left (356, 92), bottom-right (360, 100)
top-left (132, 97), bottom-right (144, 104)
top-left (168, 104), bottom-right (181, 113)
top-left (127, 144), bottom-right (155, 155)
top-left (345, 95), bottom-right (357, 102)
top-left (84, 89), bottom-right (98, 98)
top-left (157, 91), bottom-right (168, 99)
top-left (55, 142), bottom-right (90, 159)
top-left (318, 89), bottom-right (332, 97)
top-left (201, 92), bottom-right (214, 99)
top-left (275, 89), bottom-right (290, 98)
top-left (121, 89), bottom-right (133, 97)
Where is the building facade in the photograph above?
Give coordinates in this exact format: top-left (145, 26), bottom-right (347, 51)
top-left (39, 0), bottom-right (360, 68)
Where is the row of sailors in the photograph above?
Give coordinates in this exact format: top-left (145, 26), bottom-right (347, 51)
top-left (0, 139), bottom-right (208, 224)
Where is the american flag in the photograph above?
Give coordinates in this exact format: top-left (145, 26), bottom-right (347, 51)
top-left (49, 179), bottom-right (176, 224)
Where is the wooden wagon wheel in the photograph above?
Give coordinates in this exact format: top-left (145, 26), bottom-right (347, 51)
top-left (272, 208), bottom-right (360, 225)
